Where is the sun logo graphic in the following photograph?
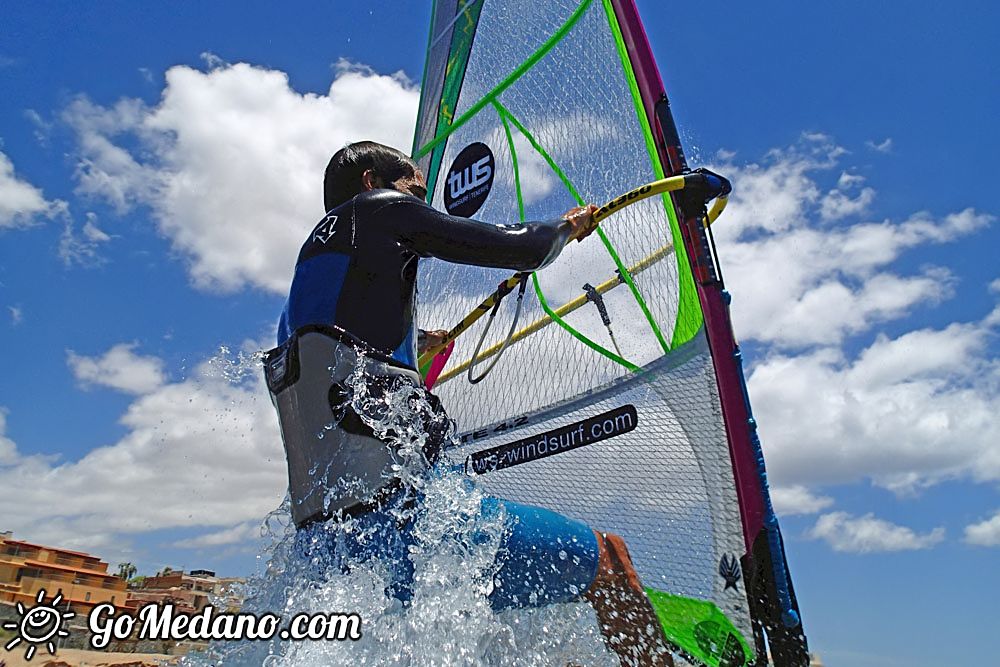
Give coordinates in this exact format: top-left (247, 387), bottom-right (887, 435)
top-left (3, 589), bottom-right (74, 661)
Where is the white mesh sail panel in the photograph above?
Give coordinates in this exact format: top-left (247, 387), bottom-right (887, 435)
top-left (413, 1), bottom-right (758, 662)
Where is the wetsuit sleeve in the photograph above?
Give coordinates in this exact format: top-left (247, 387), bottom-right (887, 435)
top-left (365, 191), bottom-right (573, 271)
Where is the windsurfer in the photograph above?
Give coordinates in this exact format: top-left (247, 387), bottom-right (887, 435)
top-left (265, 141), bottom-right (673, 666)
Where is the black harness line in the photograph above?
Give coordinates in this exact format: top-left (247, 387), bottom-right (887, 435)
top-left (467, 273), bottom-right (530, 384)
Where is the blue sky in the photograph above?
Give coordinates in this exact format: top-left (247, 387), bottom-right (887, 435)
top-left (1, 2), bottom-right (997, 665)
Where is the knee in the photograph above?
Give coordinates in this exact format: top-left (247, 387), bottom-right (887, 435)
top-left (594, 530), bottom-right (635, 573)
top-left (596, 531), bottom-right (634, 565)
top-left (602, 532), bottom-right (631, 558)
top-left (593, 531), bottom-right (642, 588)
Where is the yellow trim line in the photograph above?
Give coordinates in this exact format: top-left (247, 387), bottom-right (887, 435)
top-left (435, 242), bottom-right (676, 385)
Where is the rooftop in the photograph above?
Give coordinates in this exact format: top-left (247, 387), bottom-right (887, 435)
top-left (0, 538), bottom-right (97, 560)
top-left (22, 559), bottom-right (120, 580)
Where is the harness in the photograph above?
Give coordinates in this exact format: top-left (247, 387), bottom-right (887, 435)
top-left (263, 325), bottom-right (446, 528)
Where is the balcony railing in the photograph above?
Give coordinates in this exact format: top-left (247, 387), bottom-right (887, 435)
top-left (2, 546), bottom-right (40, 558)
top-left (22, 571), bottom-right (75, 584)
top-left (53, 556), bottom-right (84, 567)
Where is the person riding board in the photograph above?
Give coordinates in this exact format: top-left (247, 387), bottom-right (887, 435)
top-left (265, 141), bottom-right (672, 666)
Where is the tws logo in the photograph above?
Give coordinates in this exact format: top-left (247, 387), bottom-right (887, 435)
top-left (444, 142), bottom-right (495, 217)
top-left (448, 156), bottom-right (491, 199)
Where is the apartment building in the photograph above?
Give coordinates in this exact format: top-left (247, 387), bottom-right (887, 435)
top-left (0, 535), bottom-right (127, 615)
top-left (125, 568), bottom-right (244, 614)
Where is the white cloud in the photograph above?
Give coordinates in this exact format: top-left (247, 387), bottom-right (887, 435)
top-left (7, 516), bottom-right (128, 561)
top-left (712, 135), bottom-right (826, 236)
top-left (0, 343), bottom-right (287, 547)
top-left (750, 306), bottom-right (1000, 492)
top-left (770, 485), bottom-right (833, 516)
top-left (819, 179), bottom-right (875, 221)
top-left (83, 218), bottom-right (111, 242)
top-left (7, 305), bottom-right (22, 326)
top-left (0, 408), bottom-right (19, 465)
top-left (67, 343), bottom-right (167, 395)
top-left (735, 262), bottom-right (953, 348)
top-left (964, 510), bottom-right (1000, 547)
top-left (837, 172), bottom-right (865, 189)
top-left (64, 59), bottom-right (419, 293)
top-left (200, 51), bottom-right (227, 70)
top-left (865, 138), bottom-right (893, 153)
top-left (809, 511), bottom-right (944, 553)
top-left (0, 149), bottom-right (63, 229)
top-left (64, 96), bottom-right (167, 212)
top-left (59, 212), bottom-right (112, 267)
top-left (713, 135), bottom-right (992, 350)
top-left (174, 522), bottom-right (260, 549)
top-left (24, 109), bottom-right (53, 145)
top-left (715, 148), bottom-right (737, 162)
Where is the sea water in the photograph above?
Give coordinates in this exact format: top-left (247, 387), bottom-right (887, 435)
top-left (184, 348), bottom-right (616, 667)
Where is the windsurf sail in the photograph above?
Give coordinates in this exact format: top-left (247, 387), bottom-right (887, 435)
top-left (412, 1), bottom-right (809, 665)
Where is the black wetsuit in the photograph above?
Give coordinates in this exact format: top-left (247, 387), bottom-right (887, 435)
top-left (270, 189), bottom-right (601, 605)
top-left (277, 189), bottom-right (574, 366)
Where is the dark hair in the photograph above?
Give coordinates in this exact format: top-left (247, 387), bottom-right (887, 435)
top-left (323, 141), bottom-right (417, 211)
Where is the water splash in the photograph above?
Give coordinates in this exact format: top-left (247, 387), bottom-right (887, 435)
top-left (186, 350), bottom-right (615, 666)
top-left (206, 345), bottom-right (266, 385)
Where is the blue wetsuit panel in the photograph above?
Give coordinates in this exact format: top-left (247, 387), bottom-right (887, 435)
top-left (277, 189), bottom-right (573, 366)
top-left (280, 253), bottom-right (351, 346)
top-left (390, 326), bottom-right (417, 368)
